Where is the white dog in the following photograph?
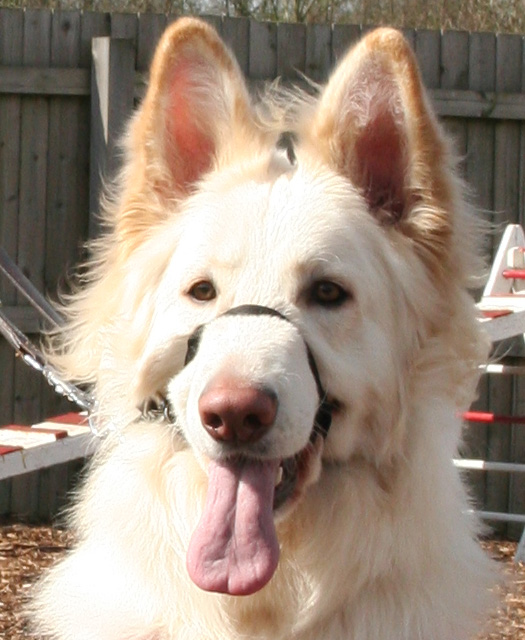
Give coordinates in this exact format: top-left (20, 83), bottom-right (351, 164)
top-left (30, 18), bottom-right (495, 640)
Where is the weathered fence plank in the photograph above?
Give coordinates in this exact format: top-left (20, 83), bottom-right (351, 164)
top-left (223, 16), bottom-right (250, 75)
top-left (276, 22), bottom-right (306, 80)
top-left (521, 42), bottom-right (525, 226)
top-left (430, 90), bottom-right (525, 120)
top-left (495, 34), bottom-right (525, 540)
top-left (414, 29), bottom-right (440, 89)
top-left (494, 34), bottom-right (523, 230)
top-left (78, 11), bottom-right (111, 251)
top-left (43, 11), bottom-right (84, 428)
top-left (80, 11), bottom-right (111, 65)
top-left (15, 9), bottom-right (51, 426)
top-left (466, 31), bottom-right (496, 227)
top-left (400, 27), bottom-right (415, 51)
top-left (6, 69), bottom-right (525, 120)
top-left (331, 23), bottom-right (361, 64)
top-left (484, 34), bottom-right (524, 533)
top-left (111, 11), bottom-right (138, 45)
top-left (9, 9), bottom-right (52, 519)
top-left (249, 20), bottom-right (277, 80)
top-left (440, 30), bottom-right (470, 162)
top-left (89, 36), bottom-right (136, 233)
top-left (137, 12), bottom-right (167, 72)
top-left (0, 7), bottom-right (24, 517)
top-left (0, 67), bottom-right (90, 95)
top-left (305, 23), bottom-right (331, 83)
top-left (0, 8), bottom-right (23, 313)
top-left (463, 31), bottom-right (496, 513)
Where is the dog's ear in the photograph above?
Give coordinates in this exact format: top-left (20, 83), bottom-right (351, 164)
top-left (129, 18), bottom-right (254, 196)
top-left (309, 28), bottom-right (454, 259)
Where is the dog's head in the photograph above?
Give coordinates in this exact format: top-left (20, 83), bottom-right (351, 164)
top-left (53, 20), bottom-right (487, 596)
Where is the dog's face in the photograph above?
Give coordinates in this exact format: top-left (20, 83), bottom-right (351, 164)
top-left (59, 20), bottom-right (484, 598)
top-left (141, 156), bottom-right (408, 462)
top-left (130, 159), bottom-right (397, 594)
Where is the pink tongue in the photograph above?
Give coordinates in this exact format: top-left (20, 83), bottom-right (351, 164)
top-left (186, 458), bottom-right (280, 596)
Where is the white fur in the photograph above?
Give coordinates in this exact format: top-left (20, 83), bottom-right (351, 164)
top-left (29, 20), bottom-right (495, 640)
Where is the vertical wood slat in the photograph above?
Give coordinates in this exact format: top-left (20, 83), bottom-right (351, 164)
top-left (89, 37), bottom-right (135, 236)
top-left (512, 375), bottom-right (525, 539)
top-left (41, 11), bottom-right (84, 520)
top-left (45, 10), bottom-right (83, 302)
top-left (249, 20), bottom-right (277, 80)
top-left (494, 34), bottom-right (522, 229)
top-left (276, 22), bottom-right (306, 80)
top-left (223, 16), bottom-right (250, 75)
top-left (466, 32), bottom-right (496, 235)
top-left (414, 29), bottom-right (440, 89)
top-left (331, 24), bottom-right (361, 65)
top-left (0, 7), bottom-right (24, 517)
top-left (9, 8), bottom-right (52, 520)
top-left (486, 35), bottom-right (523, 535)
top-left (0, 9), bottom-right (22, 307)
top-left (0, 8), bottom-right (23, 419)
top-left (14, 9), bottom-right (51, 429)
top-left (400, 28), bottom-right (415, 52)
top-left (521, 42), bottom-right (525, 228)
top-left (495, 34), bottom-right (525, 540)
top-left (110, 11), bottom-right (138, 44)
top-left (77, 11), bottom-right (111, 251)
top-left (439, 36), bottom-right (486, 514)
top-left (305, 23), bottom-right (331, 83)
top-left (463, 31), bottom-right (497, 515)
top-left (137, 12), bottom-right (167, 72)
top-left (16, 9), bottom-right (51, 306)
top-left (440, 31), bottom-right (470, 160)
top-left (80, 11), bottom-right (111, 66)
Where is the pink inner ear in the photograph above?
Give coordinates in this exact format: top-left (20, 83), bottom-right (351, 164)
top-left (165, 59), bottom-right (215, 190)
top-left (354, 107), bottom-right (406, 221)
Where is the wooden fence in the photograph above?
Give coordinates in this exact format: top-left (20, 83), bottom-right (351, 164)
top-left (1, 8), bottom-right (525, 530)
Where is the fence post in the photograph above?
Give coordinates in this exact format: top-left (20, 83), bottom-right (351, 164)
top-left (89, 37), bottom-right (135, 237)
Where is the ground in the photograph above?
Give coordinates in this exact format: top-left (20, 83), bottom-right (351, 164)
top-left (0, 524), bottom-right (524, 639)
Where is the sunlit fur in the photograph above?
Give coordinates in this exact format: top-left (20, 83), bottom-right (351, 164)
top-left (30, 18), bottom-right (495, 640)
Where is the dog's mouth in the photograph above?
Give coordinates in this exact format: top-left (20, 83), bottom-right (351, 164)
top-left (273, 435), bottom-right (324, 510)
top-left (185, 434), bottom-right (324, 597)
top-left (141, 390), bottom-right (338, 596)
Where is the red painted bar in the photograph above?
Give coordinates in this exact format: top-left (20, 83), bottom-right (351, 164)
top-left (0, 445), bottom-right (23, 455)
top-left (480, 309), bottom-right (513, 318)
top-left (462, 410), bottom-right (525, 424)
top-left (502, 268), bottom-right (525, 280)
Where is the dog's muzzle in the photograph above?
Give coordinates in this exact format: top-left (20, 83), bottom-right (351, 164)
top-left (148, 303), bottom-right (337, 596)
top-left (183, 304), bottom-right (334, 441)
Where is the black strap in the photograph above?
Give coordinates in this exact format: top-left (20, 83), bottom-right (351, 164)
top-left (223, 304), bottom-right (287, 321)
top-left (184, 324), bottom-right (205, 366)
top-left (183, 304), bottom-right (333, 438)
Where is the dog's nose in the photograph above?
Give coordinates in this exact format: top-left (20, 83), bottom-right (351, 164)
top-left (198, 381), bottom-right (277, 443)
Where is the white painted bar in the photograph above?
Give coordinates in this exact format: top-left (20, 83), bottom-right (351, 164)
top-left (454, 459), bottom-right (525, 473)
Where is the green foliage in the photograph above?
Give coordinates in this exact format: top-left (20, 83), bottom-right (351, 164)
top-left (0, 0), bottom-right (524, 33)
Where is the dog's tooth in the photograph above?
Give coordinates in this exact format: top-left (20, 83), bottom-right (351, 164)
top-left (275, 465), bottom-right (283, 487)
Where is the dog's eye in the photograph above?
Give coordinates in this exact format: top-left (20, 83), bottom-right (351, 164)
top-left (309, 280), bottom-right (349, 307)
top-left (188, 280), bottom-right (216, 302)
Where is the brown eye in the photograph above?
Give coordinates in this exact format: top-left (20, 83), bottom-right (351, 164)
top-left (188, 280), bottom-right (216, 302)
top-left (309, 280), bottom-right (349, 307)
